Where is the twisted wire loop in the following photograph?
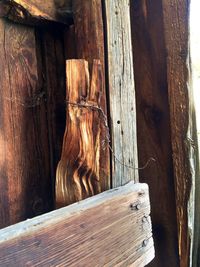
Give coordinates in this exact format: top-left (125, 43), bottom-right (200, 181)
top-left (66, 101), bottom-right (156, 171)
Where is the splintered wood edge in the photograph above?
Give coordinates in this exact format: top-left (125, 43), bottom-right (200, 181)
top-left (0, 182), bottom-right (148, 240)
top-left (56, 59), bottom-right (106, 207)
top-left (0, 182), bottom-right (154, 266)
top-left (0, 0), bottom-right (73, 25)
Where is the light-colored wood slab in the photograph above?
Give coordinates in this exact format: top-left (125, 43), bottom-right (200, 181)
top-left (104, 0), bottom-right (139, 187)
top-left (0, 182), bottom-right (154, 267)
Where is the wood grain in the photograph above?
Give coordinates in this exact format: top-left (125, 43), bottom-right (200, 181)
top-left (71, 0), bottom-right (110, 192)
top-left (0, 19), bottom-right (53, 228)
top-left (162, 1), bottom-right (194, 266)
top-left (0, 0), bottom-right (72, 25)
top-left (104, 0), bottom-right (138, 187)
top-left (0, 182), bottom-right (154, 267)
top-left (130, 1), bottom-right (179, 266)
top-left (72, 0), bottom-right (105, 69)
top-left (56, 60), bottom-right (108, 208)
top-left (38, 25), bottom-right (66, 201)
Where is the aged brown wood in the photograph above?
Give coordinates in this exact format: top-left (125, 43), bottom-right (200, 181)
top-left (57, 0), bottom-right (110, 207)
top-left (0, 182), bottom-right (154, 267)
top-left (56, 60), bottom-right (108, 208)
top-left (72, 0), bottom-right (105, 69)
top-left (130, 1), bottom-right (179, 266)
top-left (104, 0), bottom-right (138, 186)
top-left (0, 19), bottom-right (53, 228)
top-left (71, 0), bottom-right (110, 192)
top-left (0, 0), bottom-right (72, 25)
top-left (38, 25), bottom-right (67, 200)
top-left (162, 1), bottom-right (194, 266)
top-left (64, 25), bottom-right (77, 60)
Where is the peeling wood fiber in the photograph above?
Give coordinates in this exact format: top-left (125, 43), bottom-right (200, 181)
top-left (56, 60), bottom-right (107, 207)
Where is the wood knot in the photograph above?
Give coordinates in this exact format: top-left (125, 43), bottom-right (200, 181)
top-left (130, 202), bottom-right (141, 211)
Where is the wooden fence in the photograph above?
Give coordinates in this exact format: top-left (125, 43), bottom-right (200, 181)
top-left (0, 1), bottom-right (198, 267)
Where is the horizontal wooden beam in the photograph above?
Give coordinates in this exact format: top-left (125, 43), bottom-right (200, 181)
top-left (0, 182), bottom-right (154, 266)
top-left (0, 0), bottom-right (73, 25)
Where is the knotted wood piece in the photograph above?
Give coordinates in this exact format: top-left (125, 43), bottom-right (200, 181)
top-left (56, 59), bottom-right (107, 208)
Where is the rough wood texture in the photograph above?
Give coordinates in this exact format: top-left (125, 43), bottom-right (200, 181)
top-left (72, 0), bottom-right (105, 68)
top-left (38, 26), bottom-right (66, 200)
top-left (56, 60), bottom-right (108, 208)
top-left (0, 19), bottom-right (53, 228)
top-left (71, 0), bottom-right (110, 192)
top-left (104, 0), bottom-right (138, 187)
top-left (0, 0), bottom-right (72, 25)
top-left (0, 182), bottom-right (154, 267)
top-left (162, 1), bottom-right (194, 266)
top-left (130, 1), bottom-right (179, 266)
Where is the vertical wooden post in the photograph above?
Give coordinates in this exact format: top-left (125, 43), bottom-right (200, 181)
top-left (104, 0), bottom-right (138, 186)
top-left (0, 19), bottom-right (53, 228)
top-left (72, 0), bottom-right (105, 69)
top-left (56, 0), bottom-right (110, 207)
top-left (162, 1), bottom-right (195, 266)
top-left (130, 1), bottom-right (179, 266)
top-left (71, 0), bottom-right (110, 192)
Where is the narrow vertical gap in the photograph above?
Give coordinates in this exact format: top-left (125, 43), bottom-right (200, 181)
top-left (35, 24), bottom-right (67, 210)
top-left (101, 0), bottom-right (113, 188)
top-left (34, 26), bottom-right (54, 211)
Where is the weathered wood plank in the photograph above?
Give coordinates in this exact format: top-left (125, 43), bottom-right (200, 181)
top-left (72, 0), bottom-right (105, 68)
top-left (0, 0), bottom-right (72, 25)
top-left (130, 1), bottom-right (179, 266)
top-left (0, 19), bottom-right (53, 228)
top-left (104, 0), bottom-right (138, 186)
top-left (0, 182), bottom-right (154, 267)
top-left (71, 0), bottom-right (110, 192)
top-left (56, 60), bottom-right (107, 207)
top-left (162, 1), bottom-right (194, 266)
